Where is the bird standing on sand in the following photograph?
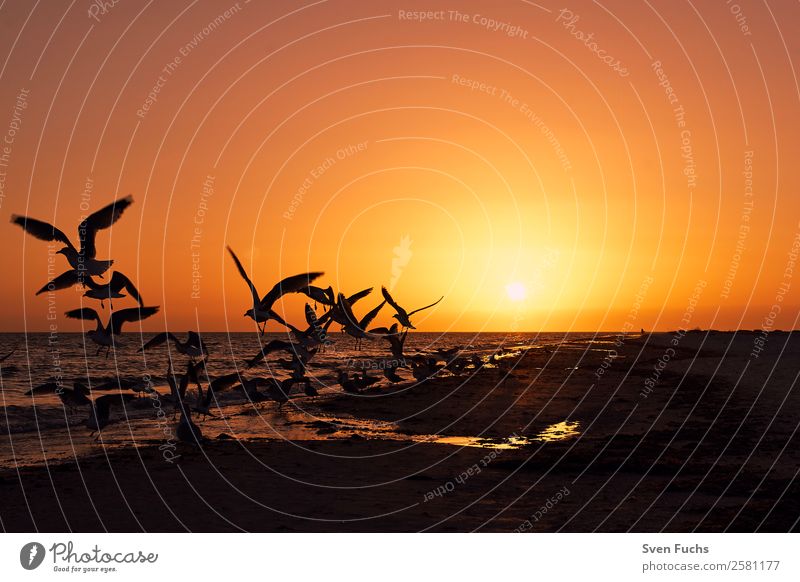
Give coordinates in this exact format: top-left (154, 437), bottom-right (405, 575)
top-left (65, 306), bottom-right (159, 357)
top-left (11, 195), bottom-right (134, 279)
top-left (381, 286), bottom-right (443, 329)
top-left (227, 246), bottom-right (323, 335)
top-left (337, 370), bottom-right (380, 393)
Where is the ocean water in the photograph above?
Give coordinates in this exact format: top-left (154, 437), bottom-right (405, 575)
top-left (0, 331), bottom-right (593, 468)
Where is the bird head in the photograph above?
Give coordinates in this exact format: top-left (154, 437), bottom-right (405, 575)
top-left (244, 308), bottom-right (255, 320)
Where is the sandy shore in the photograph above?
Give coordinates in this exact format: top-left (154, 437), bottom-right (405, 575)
top-left (1, 331), bottom-right (798, 532)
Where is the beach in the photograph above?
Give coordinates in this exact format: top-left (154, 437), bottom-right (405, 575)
top-left (1, 331), bottom-right (798, 532)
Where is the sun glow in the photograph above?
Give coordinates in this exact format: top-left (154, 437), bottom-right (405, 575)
top-left (505, 282), bottom-right (527, 302)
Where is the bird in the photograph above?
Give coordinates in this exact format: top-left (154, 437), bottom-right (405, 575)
top-left (176, 401), bottom-right (203, 445)
top-left (337, 370), bottom-right (380, 393)
top-left (336, 293), bottom-right (385, 350)
top-left (64, 305), bottom-right (159, 357)
top-left (11, 195), bottom-right (134, 279)
top-left (86, 393), bottom-right (135, 437)
top-left (93, 376), bottom-right (155, 396)
top-left (285, 304), bottom-right (333, 351)
top-left (227, 245), bottom-right (323, 335)
top-left (25, 380), bottom-right (92, 409)
top-left (298, 284), bottom-right (336, 308)
top-left (35, 270), bottom-right (142, 309)
top-left (316, 287), bottom-right (373, 328)
top-left (138, 331), bottom-right (208, 361)
top-left (381, 286), bottom-right (443, 329)
top-left (370, 323), bottom-right (409, 361)
top-left (246, 339), bottom-right (315, 368)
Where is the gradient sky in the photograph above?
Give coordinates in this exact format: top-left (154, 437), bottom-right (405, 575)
top-left (0, 0), bottom-right (798, 333)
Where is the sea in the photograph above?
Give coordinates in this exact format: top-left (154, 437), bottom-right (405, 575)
top-left (0, 331), bottom-right (595, 469)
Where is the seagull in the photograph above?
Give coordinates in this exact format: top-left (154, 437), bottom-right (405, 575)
top-left (381, 286), bottom-right (443, 329)
top-left (226, 245), bottom-right (323, 335)
top-left (93, 376), bottom-right (156, 396)
top-left (86, 393), bottom-right (135, 437)
top-left (139, 331), bottom-right (208, 361)
top-left (316, 287), bottom-right (373, 328)
top-left (176, 400), bottom-right (203, 445)
top-left (299, 284), bottom-right (335, 308)
top-left (370, 323), bottom-right (409, 361)
top-left (35, 270), bottom-right (142, 309)
top-left (337, 370), bottom-right (380, 393)
top-left (286, 304), bottom-right (333, 351)
top-left (11, 195), bottom-right (134, 279)
top-left (65, 305), bottom-right (159, 357)
top-left (246, 339), bottom-right (316, 368)
top-left (25, 380), bottom-right (92, 409)
top-left (337, 293), bottom-right (385, 350)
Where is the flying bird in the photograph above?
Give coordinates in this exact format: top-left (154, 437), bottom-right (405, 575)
top-left (65, 305), bottom-right (159, 357)
top-left (11, 195), bottom-right (134, 278)
top-left (35, 270), bottom-right (142, 308)
top-left (381, 286), bottom-right (443, 329)
top-left (227, 246), bottom-right (323, 335)
top-left (139, 331), bottom-right (208, 361)
top-left (86, 393), bottom-right (135, 437)
top-left (337, 293), bottom-right (385, 349)
top-left (25, 380), bottom-right (92, 409)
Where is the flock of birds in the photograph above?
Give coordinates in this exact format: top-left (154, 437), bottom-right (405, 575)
top-left (4, 195), bottom-right (493, 445)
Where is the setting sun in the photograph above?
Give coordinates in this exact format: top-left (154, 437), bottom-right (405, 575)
top-left (505, 282), bottom-right (527, 302)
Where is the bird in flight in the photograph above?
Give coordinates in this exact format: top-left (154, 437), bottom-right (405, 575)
top-left (65, 305), bottom-right (159, 357)
top-left (11, 195), bottom-right (134, 279)
top-left (381, 286), bottom-right (443, 329)
top-left (139, 330), bottom-right (209, 361)
top-left (337, 293), bottom-right (385, 350)
top-left (35, 270), bottom-right (142, 309)
top-left (227, 245), bottom-right (323, 335)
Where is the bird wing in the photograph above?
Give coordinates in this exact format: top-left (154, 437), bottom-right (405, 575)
top-left (10, 215), bottom-right (73, 248)
top-left (260, 272), bottom-right (324, 310)
top-left (35, 270), bottom-right (81, 295)
top-left (299, 285), bottom-right (336, 306)
top-left (80, 196), bottom-right (134, 258)
top-left (65, 307), bottom-right (102, 325)
top-left (246, 339), bottom-right (296, 367)
top-left (226, 246), bottom-right (260, 307)
top-left (24, 381), bottom-right (61, 395)
top-left (138, 331), bottom-right (175, 352)
top-left (304, 303), bottom-right (318, 327)
top-left (381, 286), bottom-right (406, 317)
top-left (109, 306), bottom-right (159, 335)
top-left (186, 331), bottom-right (205, 350)
top-left (347, 287), bottom-right (373, 305)
top-left (407, 295), bottom-right (444, 317)
top-left (359, 300), bottom-right (386, 330)
top-left (337, 293), bottom-right (358, 327)
top-left (369, 326), bottom-right (392, 335)
top-left (109, 271), bottom-right (143, 305)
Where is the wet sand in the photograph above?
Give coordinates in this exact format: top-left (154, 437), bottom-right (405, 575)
top-left (1, 331), bottom-right (798, 532)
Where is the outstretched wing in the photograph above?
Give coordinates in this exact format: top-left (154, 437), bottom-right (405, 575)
top-left (299, 285), bottom-right (335, 306)
top-left (10, 215), bottom-right (73, 248)
top-left (381, 286), bottom-right (406, 317)
top-left (408, 295), bottom-right (444, 317)
top-left (109, 271), bottom-right (143, 305)
top-left (35, 270), bottom-right (81, 295)
top-left (138, 331), bottom-right (176, 352)
top-left (347, 287), bottom-right (373, 305)
top-left (227, 246), bottom-right (260, 306)
top-left (359, 300), bottom-right (386, 330)
top-left (246, 339), bottom-right (296, 367)
top-left (24, 381), bottom-right (61, 395)
top-left (65, 307), bottom-right (102, 324)
top-left (80, 195), bottom-right (134, 258)
top-left (337, 292), bottom-right (358, 328)
top-left (109, 306), bottom-right (159, 335)
top-left (260, 272), bottom-right (324, 310)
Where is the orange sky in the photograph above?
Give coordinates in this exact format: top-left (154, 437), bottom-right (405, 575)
top-left (0, 0), bottom-right (798, 332)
